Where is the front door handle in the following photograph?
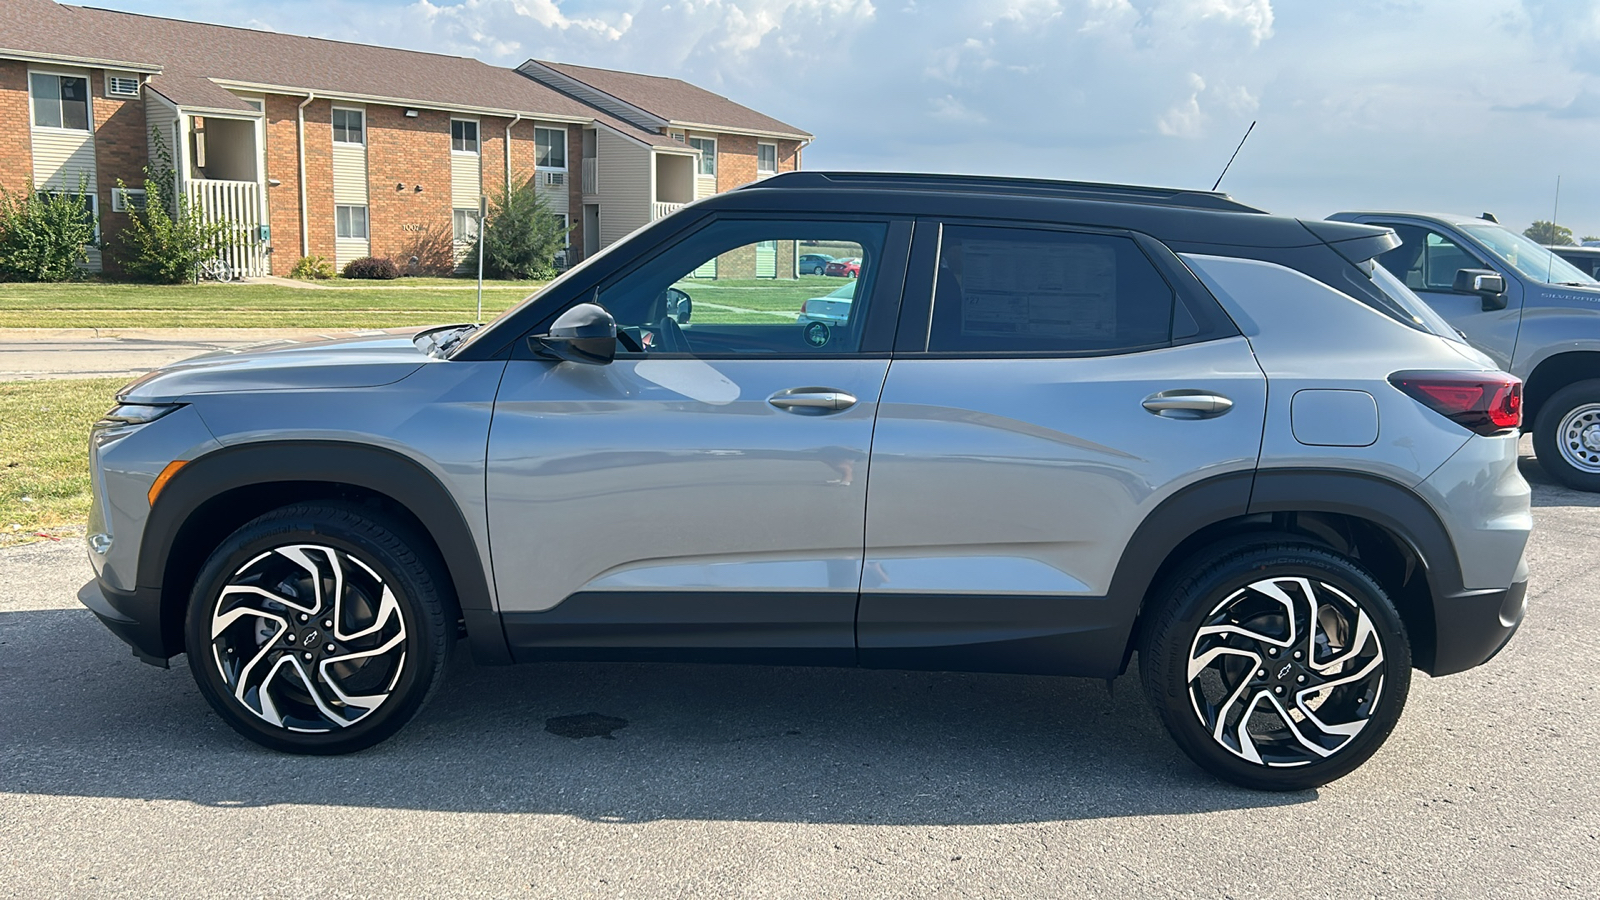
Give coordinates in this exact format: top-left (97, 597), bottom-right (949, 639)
top-left (1142, 390), bottom-right (1234, 419)
top-left (769, 387), bottom-right (858, 413)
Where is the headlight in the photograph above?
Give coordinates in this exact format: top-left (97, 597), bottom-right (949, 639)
top-left (96, 403), bottom-right (182, 427)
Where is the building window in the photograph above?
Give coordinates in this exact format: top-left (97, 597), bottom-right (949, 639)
top-left (452, 119), bottom-right (479, 154)
top-left (332, 108), bottom-right (364, 145)
top-left (452, 208), bottom-right (479, 244)
top-left (757, 143), bottom-right (777, 174)
top-left (30, 73), bottom-right (90, 131)
top-left (105, 72), bottom-right (140, 98)
top-left (535, 127), bottom-right (566, 169)
top-left (110, 187), bottom-right (147, 213)
top-left (335, 205), bottom-right (369, 239)
top-left (688, 137), bottom-right (716, 176)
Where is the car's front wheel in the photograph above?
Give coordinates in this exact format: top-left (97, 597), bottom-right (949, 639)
top-left (1140, 542), bottom-right (1411, 791)
top-left (1532, 379), bottom-right (1600, 492)
top-left (184, 504), bottom-right (452, 754)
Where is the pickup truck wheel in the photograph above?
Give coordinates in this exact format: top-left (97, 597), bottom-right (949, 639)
top-left (1140, 543), bottom-right (1411, 791)
top-left (184, 504), bottom-right (451, 754)
top-left (1533, 379), bottom-right (1600, 492)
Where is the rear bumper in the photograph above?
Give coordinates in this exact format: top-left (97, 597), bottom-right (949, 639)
top-left (1428, 578), bottom-right (1527, 676)
top-left (78, 578), bottom-right (175, 667)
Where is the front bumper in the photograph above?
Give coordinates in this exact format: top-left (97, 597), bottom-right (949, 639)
top-left (78, 577), bottom-right (175, 667)
top-left (1429, 577), bottom-right (1527, 676)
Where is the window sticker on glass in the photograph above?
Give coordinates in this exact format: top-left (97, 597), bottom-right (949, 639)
top-left (958, 240), bottom-right (1118, 340)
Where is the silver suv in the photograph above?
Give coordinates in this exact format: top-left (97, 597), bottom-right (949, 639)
top-left (80, 173), bottom-right (1530, 790)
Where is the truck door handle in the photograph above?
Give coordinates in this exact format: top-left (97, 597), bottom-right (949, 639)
top-left (769, 388), bottom-right (858, 413)
top-left (1142, 390), bottom-right (1234, 419)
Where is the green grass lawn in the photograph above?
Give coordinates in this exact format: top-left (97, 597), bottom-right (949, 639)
top-left (0, 377), bottom-right (124, 543)
top-left (0, 279), bottom-right (544, 328)
top-left (673, 275), bottom-right (852, 324)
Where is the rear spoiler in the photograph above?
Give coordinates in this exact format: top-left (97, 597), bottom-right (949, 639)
top-left (1299, 219), bottom-right (1401, 267)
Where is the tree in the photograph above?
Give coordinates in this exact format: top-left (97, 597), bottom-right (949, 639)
top-left (110, 128), bottom-right (236, 283)
top-left (1524, 220), bottom-right (1575, 246)
top-left (465, 176), bottom-right (571, 280)
top-left (0, 177), bottom-right (97, 282)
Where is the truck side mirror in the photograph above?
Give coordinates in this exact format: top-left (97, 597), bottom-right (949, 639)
top-left (1453, 268), bottom-right (1507, 310)
top-left (529, 303), bottom-right (617, 365)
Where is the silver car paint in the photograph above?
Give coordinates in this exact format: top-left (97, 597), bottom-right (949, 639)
top-left (1183, 253), bottom-right (1530, 592)
top-left (486, 356), bottom-right (890, 612)
top-left (1182, 254), bottom-right (1478, 487)
top-left (88, 405), bottom-right (222, 593)
top-left (863, 337), bottom-right (1267, 598)
top-left (107, 345), bottom-right (509, 610)
top-left (119, 333), bottom-right (431, 400)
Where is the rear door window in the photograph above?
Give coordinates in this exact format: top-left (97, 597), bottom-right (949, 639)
top-left (927, 226), bottom-right (1176, 354)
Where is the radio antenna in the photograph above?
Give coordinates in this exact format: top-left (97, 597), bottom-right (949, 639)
top-left (1547, 175), bottom-right (1562, 284)
top-left (1212, 120), bottom-right (1256, 192)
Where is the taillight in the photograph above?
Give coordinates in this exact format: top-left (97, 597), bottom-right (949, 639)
top-left (1388, 371), bottom-right (1522, 435)
top-left (801, 300), bottom-right (815, 315)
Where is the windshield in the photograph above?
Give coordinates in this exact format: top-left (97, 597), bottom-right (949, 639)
top-left (1458, 223), bottom-right (1598, 286)
top-left (1370, 262), bottom-right (1464, 343)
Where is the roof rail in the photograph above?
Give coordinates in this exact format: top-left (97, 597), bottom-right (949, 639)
top-left (738, 171), bottom-right (1267, 214)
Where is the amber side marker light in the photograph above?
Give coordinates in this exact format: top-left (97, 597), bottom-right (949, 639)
top-left (148, 460), bottom-right (188, 506)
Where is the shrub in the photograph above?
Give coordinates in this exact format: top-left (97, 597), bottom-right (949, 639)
top-left (0, 180), bottom-right (97, 282)
top-left (289, 255), bottom-right (335, 280)
top-left (463, 176), bottom-right (571, 280)
top-left (110, 130), bottom-right (236, 284)
top-left (342, 256), bottom-right (400, 280)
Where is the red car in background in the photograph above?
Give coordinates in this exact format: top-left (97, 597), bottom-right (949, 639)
top-left (824, 257), bottom-right (861, 278)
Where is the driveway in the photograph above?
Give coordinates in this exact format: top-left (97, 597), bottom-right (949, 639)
top-left (0, 454), bottom-right (1595, 898)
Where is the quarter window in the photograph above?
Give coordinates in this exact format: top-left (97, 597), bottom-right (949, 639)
top-left (451, 119), bottom-right (479, 154)
top-left (689, 137), bottom-right (716, 176)
top-left (927, 226), bottom-right (1175, 354)
top-left (535, 127), bottom-right (566, 168)
top-left (30, 73), bottom-right (90, 130)
top-left (596, 220), bottom-right (886, 356)
top-left (331, 108), bottom-right (364, 145)
top-left (335, 205), bottom-right (368, 239)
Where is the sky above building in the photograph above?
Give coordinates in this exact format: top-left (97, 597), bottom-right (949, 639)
top-left (88, 0), bottom-right (1600, 238)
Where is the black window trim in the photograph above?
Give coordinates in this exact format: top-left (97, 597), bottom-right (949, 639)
top-left (892, 217), bottom-right (1238, 359)
top-left (506, 212), bottom-right (913, 362)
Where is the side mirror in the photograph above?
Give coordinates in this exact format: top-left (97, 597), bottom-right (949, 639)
top-left (529, 302), bottom-right (616, 365)
top-left (1453, 268), bottom-right (1507, 310)
top-left (666, 288), bottom-right (692, 324)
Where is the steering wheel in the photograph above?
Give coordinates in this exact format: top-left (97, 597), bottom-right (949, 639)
top-left (653, 315), bottom-right (690, 353)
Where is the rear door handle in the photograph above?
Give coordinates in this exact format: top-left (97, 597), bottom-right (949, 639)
top-left (1142, 390), bottom-right (1234, 419)
top-left (769, 388), bottom-right (858, 413)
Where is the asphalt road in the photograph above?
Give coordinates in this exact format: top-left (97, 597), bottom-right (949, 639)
top-left (2, 451), bottom-right (1596, 899)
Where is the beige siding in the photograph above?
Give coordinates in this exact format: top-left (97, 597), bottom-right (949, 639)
top-left (33, 125), bottom-right (100, 271)
top-left (144, 94), bottom-right (180, 171)
top-left (331, 143), bottom-right (367, 204)
top-left (536, 172), bottom-right (568, 219)
top-left (451, 152), bottom-right (480, 209)
top-left (335, 238), bottom-right (369, 268)
top-left (595, 127), bottom-right (649, 248)
top-left (695, 175), bottom-right (716, 200)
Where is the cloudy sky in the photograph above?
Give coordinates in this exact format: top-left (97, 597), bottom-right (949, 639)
top-left (92, 0), bottom-right (1600, 238)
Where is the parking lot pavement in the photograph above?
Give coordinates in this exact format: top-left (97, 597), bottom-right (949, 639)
top-left (1, 454), bottom-right (1596, 899)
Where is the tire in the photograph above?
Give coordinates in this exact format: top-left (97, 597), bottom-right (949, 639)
top-left (1532, 379), bottom-right (1600, 492)
top-left (1139, 542), bottom-right (1411, 791)
top-left (812, 266), bottom-right (824, 275)
top-left (184, 504), bottom-right (453, 754)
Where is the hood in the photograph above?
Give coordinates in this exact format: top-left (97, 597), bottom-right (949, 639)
top-left (119, 329), bottom-right (441, 402)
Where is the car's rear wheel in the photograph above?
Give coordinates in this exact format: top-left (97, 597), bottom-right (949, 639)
top-left (184, 504), bottom-right (452, 754)
top-left (1140, 542), bottom-right (1411, 791)
top-left (1533, 379), bottom-right (1600, 492)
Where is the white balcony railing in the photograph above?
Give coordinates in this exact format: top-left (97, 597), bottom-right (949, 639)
top-left (186, 178), bottom-right (266, 277)
top-left (582, 158), bottom-right (597, 195)
top-left (651, 200), bottom-right (685, 220)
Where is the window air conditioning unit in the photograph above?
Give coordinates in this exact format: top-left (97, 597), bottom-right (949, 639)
top-left (544, 171), bottom-right (565, 187)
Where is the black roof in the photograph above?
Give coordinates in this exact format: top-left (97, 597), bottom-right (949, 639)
top-left (743, 171), bottom-right (1267, 214)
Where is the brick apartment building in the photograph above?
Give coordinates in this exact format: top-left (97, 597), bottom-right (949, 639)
top-left (0, 0), bottom-right (810, 277)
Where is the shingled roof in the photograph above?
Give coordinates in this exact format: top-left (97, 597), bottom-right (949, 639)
top-left (0, 0), bottom-right (799, 146)
top-left (530, 60), bottom-right (811, 140)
